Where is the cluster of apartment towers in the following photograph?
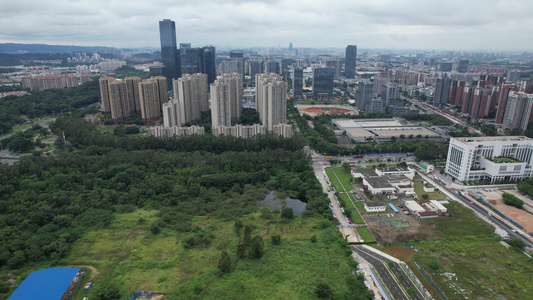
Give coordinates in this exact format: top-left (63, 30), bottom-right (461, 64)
top-left (98, 19), bottom-right (292, 138)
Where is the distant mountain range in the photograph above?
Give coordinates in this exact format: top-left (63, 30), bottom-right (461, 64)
top-left (0, 43), bottom-right (117, 53)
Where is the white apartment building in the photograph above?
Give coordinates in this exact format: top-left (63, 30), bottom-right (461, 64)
top-left (256, 73), bottom-right (287, 133)
top-left (445, 136), bottom-right (533, 183)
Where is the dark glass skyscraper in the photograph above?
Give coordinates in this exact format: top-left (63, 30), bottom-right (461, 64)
top-left (201, 46), bottom-right (216, 84)
top-left (345, 45), bottom-right (357, 79)
top-left (312, 67), bottom-right (334, 98)
top-left (159, 19), bottom-right (181, 89)
top-left (292, 67), bottom-right (303, 98)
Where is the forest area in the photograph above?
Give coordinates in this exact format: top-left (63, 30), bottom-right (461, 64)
top-left (0, 116), bottom-right (371, 299)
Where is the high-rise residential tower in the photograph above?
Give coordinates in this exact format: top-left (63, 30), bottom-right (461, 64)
top-left (292, 67), bottom-right (303, 98)
top-left (211, 73), bottom-right (243, 128)
top-left (434, 77), bottom-right (451, 105)
top-left (159, 19), bottom-right (181, 89)
top-left (163, 73), bottom-right (208, 127)
top-left (256, 73), bottom-right (287, 133)
top-left (139, 76), bottom-right (168, 125)
top-left (345, 45), bottom-right (357, 79)
top-left (99, 77), bottom-right (113, 113)
top-left (355, 81), bottom-right (374, 111)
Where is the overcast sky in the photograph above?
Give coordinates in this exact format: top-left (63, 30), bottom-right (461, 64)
top-left (1, 0), bottom-right (532, 51)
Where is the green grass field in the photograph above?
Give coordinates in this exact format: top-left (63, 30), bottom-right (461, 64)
top-left (413, 182), bottom-right (446, 200)
top-left (62, 209), bottom-right (361, 299)
top-left (356, 226), bottom-right (375, 243)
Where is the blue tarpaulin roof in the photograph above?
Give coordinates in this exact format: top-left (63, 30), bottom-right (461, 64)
top-left (8, 267), bottom-right (80, 300)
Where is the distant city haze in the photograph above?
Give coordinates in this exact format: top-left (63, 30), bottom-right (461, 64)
top-left (1, 0), bottom-right (533, 50)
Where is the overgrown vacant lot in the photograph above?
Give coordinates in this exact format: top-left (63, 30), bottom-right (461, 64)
top-left (379, 202), bottom-right (533, 299)
top-left (66, 209), bottom-right (366, 299)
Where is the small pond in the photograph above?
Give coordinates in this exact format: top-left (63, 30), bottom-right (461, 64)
top-left (257, 191), bottom-right (307, 216)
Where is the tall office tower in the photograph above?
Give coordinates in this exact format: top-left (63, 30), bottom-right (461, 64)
top-left (108, 80), bottom-right (129, 122)
top-left (495, 84), bottom-right (519, 124)
top-left (434, 77), bottom-right (451, 105)
top-left (345, 45), bottom-right (357, 79)
top-left (229, 51), bottom-right (245, 77)
top-left (449, 80), bottom-right (465, 106)
top-left (381, 82), bottom-right (398, 107)
top-left (249, 60), bottom-right (263, 84)
top-left (139, 76), bottom-right (168, 125)
top-left (159, 19), bottom-right (181, 89)
top-left (211, 73), bottom-right (243, 128)
top-left (457, 59), bottom-right (469, 73)
top-left (439, 63), bottom-right (453, 72)
top-left (506, 70), bottom-right (521, 83)
top-left (312, 67), bottom-right (334, 99)
top-left (256, 73), bottom-right (287, 133)
top-left (266, 60), bottom-right (281, 74)
top-left (180, 47), bottom-right (203, 75)
top-left (289, 42), bottom-right (293, 51)
top-left (326, 60), bottom-right (342, 78)
top-left (125, 76), bottom-right (141, 113)
top-left (292, 67), bottom-right (303, 98)
top-left (428, 58), bottom-right (436, 69)
top-left (355, 81), bottom-right (374, 110)
top-left (502, 92), bottom-right (533, 131)
top-left (99, 77), bottom-right (113, 113)
top-left (149, 66), bottom-right (164, 77)
top-left (201, 46), bottom-right (216, 84)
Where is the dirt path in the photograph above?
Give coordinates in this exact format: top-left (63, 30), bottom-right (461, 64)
top-left (65, 265), bottom-right (99, 280)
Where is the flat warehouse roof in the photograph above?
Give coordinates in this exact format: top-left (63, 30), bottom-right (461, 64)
top-left (333, 119), bottom-right (402, 128)
top-left (345, 127), bottom-right (375, 137)
top-left (373, 128), bottom-right (437, 137)
top-left (8, 268), bottom-right (80, 300)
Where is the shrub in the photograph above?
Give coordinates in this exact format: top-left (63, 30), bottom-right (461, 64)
top-left (502, 193), bottom-right (524, 209)
top-left (271, 234), bottom-right (282, 245)
top-left (281, 207), bottom-right (294, 219)
top-left (428, 259), bottom-right (439, 271)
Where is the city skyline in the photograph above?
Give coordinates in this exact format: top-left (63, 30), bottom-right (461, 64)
top-left (1, 1), bottom-right (533, 51)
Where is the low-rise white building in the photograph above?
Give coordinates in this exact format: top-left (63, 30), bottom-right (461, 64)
top-left (363, 177), bottom-right (395, 194)
top-left (376, 167), bottom-right (415, 180)
top-left (364, 202), bottom-right (387, 212)
top-left (445, 136), bottom-right (533, 183)
top-left (430, 200), bottom-right (447, 213)
top-left (405, 201), bottom-right (425, 214)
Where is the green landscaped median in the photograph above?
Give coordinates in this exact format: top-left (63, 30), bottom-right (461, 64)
top-left (338, 194), bottom-right (364, 224)
top-left (325, 167), bottom-right (344, 192)
top-left (357, 226), bottom-right (376, 243)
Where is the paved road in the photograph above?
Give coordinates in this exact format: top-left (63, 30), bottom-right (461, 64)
top-left (352, 246), bottom-right (412, 300)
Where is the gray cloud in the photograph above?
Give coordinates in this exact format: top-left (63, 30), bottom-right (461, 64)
top-left (0, 0), bottom-right (532, 50)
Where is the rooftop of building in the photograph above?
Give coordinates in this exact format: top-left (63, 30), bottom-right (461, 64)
top-left (365, 201), bottom-right (387, 207)
top-left (8, 267), bottom-right (80, 300)
top-left (364, 177), bottom-right (394, 189)
top-left (345, 127), bottom-right (375, 137)
top-left (377, 167), bottom-right (410, 173)
top-left (372, 127), bottom-right (438, 137)
top-left (485, 156), bottom-right (524, 164)
top-left (333, 118), bottom-right (403, 128)
top-left (452, 136), bottom-right (533, 144)
top-left (352, 169), bottom-right (378, 177)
